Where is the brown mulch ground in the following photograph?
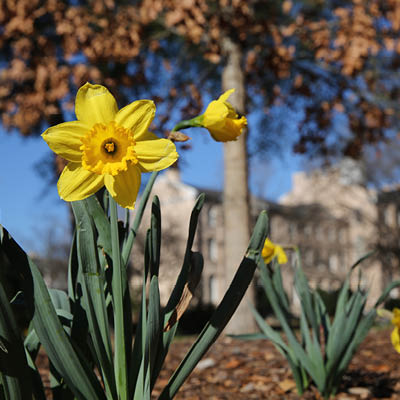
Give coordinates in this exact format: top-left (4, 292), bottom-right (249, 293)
top-left (39, 328), bottom-right (400, 399)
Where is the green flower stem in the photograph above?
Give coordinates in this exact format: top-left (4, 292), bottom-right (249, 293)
top-left (109, 196), bottom-right (128, 400)
top-left (122, 170), bottom-right (159, 268)
top-left (171, 117), bottom-right (203, 132)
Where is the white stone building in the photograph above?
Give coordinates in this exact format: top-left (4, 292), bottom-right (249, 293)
top-left (130, 165), bottom-right (399, 311)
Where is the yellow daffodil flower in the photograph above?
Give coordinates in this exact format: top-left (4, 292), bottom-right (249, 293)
top-left (42, 83), bottom-right (178, 209)
top-left (201, 89), bottom-right (247, 142)
top-left (262, 238), bottom-right (288, 264)
top-left (391, 308), bottom-right (400, 353)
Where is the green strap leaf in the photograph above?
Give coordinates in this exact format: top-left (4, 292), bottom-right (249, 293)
top-left (1, 226), bottom-right (105, 398)
top-left (0, 279), bottom-right (32, 400)
top-left (159, 211), bottom-right (268, 400)
top-left (122, 170), bottom-right (159, 267)
top-left (83, 196), bottom-right (112, 256)
top-left (109, 197), bottom-right (129, 400)
top-left (72, 201), bottom-right (117, 399)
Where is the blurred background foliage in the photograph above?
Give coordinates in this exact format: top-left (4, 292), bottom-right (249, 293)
top-left (1, 0), bottom-right (400, 176)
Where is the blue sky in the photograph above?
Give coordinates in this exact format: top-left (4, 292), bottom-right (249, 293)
top-left (0, 126), bottom-right (302, 255)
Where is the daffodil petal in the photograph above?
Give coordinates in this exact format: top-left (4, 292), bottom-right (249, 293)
top-left (203, 100), bottom-right (229, 126)
top-left (392, 327), bottom-right (400, 353)
top-left (137, 131), bottom-right (160, 141)
top-left (58, 163), bottom-right (104, 201)
top-left (208, 117), bottom-right (246, 142)
top-left (262, 238), bottom-right (275, 264)
top-left (104, 165), bottom-right (141, 209)
top-left (136, 138), bottom-right (178, 172)
top-left (218, 88), bottom-right (235, 102)
top-left (42, 121), bottom-right (89, 162)
top-left (276, 246), bottom-right (288, 264)
top-left (115, 100), bottom-right (155, 141)
top-left (75, 83), bottom-right (118, 125)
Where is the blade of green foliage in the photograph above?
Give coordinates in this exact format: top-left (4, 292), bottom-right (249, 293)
top-left (150, 193), bottom-right (206, 385)
top-left (327, 309), bottom-right (375, 396)
top-left (0, 279), bottom-right (32, 399)
top-left (131, 237), bottom-right (150, 400)
top-left (272, 263), bottom-right (290, 311)
top-left (314, 291), bottom-right (331, 340)
top-left (31, 262), bottom-right (106, 399)
top-left (299, 310), bottom-right (325, 391)
top-left (260, 258), bottom-right (326, 389)
top-left (251, 306), bottom-right (290, 352)
top-left (122, 170), bottom-right (159, 267)
top-left (250, 303), bottom-right (308, 392)
top-left (374, 280), bottom-right (400, 307)
top-left (1, 226), bottom-right (105, 398)
top-left (258, 262), bottom-right (292, 329)
top-left (130, 226), bottom-right (151, 397)
top-left (294, 267), bottom-right (319, 341)
top-left (25, 348), bottom-right (46, 400)
top-left (148, 194), bottom-right (205, 390)
top-left (164, 194), bottom-right (205, 317)
top-left (252, 304), bottom-right (310, 394)
top-left (72, 202), bottom-right (117, 399)
top-left (23, 327), bottom-right (47, 400)
top-left (67, 232), bottom-right (78, 301)
top-left (48, 289), bottom-right (73, 339)
top-left (325, 291), bottom-right (366, 378)
top-left (24, 329), bottom-right (40, 363)
top-left (0, 226), bottom-right (34, 324)
top-left (259, 262), bottom-right (306, 363)
top-left (349, 251), bottom-right (375, 272)
top-left (138, 198), bottom-right (163, 398)
top-left (109, 198), bottom-right (129, 400)
top-left (334, 309), bottom-right (375, 391)
top-left (84, 196), bottom-right (112, 256)
top-left (33, 266), bottom-right (105, 396)
top-left (145, 276), bottom-right (162, 397)
top-left (151, 251), bottom-right (204, 391)
top-left (149, 196), bottom-right (161, 278)
top-left (333, 278), bottom-right (350, 320)
top-left (160, 257), bottom-right (261, 399)
top-left (158, 211), bottom-right (268, 400)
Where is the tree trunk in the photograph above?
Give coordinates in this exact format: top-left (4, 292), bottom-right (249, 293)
top-left (221, 37), bottom-right (256, 334)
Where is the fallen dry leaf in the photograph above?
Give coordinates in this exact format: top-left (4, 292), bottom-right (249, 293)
top-left (278, 378), bottom-right (297, 392)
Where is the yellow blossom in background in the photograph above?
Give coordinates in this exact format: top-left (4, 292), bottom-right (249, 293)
top-left (262, 238), bottom-right (288, 264)
top-left (391, 308), bottom-right (400, 353)
top-left (42, 83), bottom-right (178, 209)
top-left (201, 89), bottom-right (247, 142)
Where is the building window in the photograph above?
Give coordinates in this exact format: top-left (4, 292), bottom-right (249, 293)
top-left (315, 225), bottom-right (323, 238)
top-left (384, 204), bottom-right (395, 227)
top-left (384, 207), bottom-right (391, 226)
top-left (208, 238), bottom-right (218, 262)
top-left (208, 206), bottom-right (217, 228)
top-left (328, 227), bottom-right (336, 242)
top-left (305, 250), bottom-right (314, 266)
top-left (338, 227), bottom-right (346, 244)
top-left (354, 210), bottom-right (363, 222)
top-left (304, 225), bottom-right (312, 236)
top-left (289, 224), bottom-right (297, 240)
top-left (329, 254), bottom-right (339, 272)
top-left (209, 275), bottom-right (218, 304)
top-left (355, 236), bottom-right (366, 258)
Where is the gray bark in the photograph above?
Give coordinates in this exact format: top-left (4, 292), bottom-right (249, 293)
top-left (221, 37), bottom-right (257, 334)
